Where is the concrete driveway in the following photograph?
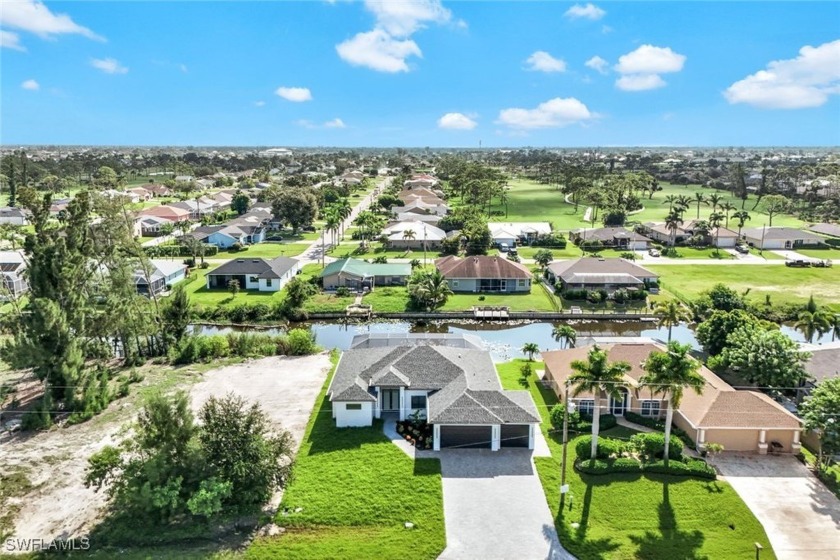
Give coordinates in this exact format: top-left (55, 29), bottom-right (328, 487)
top-left (437, 450), bottom-right (573, 560)
top-left (711, 454), bottom-right (840, 560)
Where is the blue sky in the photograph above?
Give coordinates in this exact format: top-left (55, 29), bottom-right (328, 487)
top-left (1, 1), bottom-right (838, 147)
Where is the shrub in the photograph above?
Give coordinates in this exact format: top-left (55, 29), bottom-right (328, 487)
top-left (575, 435), bottom-right (625, 460)
top-left (620, 252), bottom-right (637, 261)
top-left (613, 288), bottom-right (630, 304)
top-left (624, 411), bottom-right (695, 448)
top-left (568, 413), bottom-right (617, 433)
top-left (562, 288), bottom-right (588, 301)
top-left (230, 242), bottom-right (244, 252)
top-left (576, 457), bottom-right (642, 475)
top-left (630, 432), bottom-right (684, 461)
top-left (288, 329), bottom-right (317, 355)
top-left (645, 459), bottom-right (716, 480)
top-left (586, 290), bottom-right (603, 304)
top-left (335, 286), bottom-right (351, 297)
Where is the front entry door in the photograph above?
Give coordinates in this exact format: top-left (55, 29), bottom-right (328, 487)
top-left (381, 389), bottom-right (399, 412)
top-left (610, 390), bottom-right (628, 416)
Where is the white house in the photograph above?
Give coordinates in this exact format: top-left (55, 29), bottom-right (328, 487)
top-left (0, 207), bottom-right (28, 226)
top-left (0, 250), bottom-right (28, 299)
top-left (205, 257), bottom-right (300, 292)
top-left (133, 260), bottom-right (188, 296)
top-left (382, 221), bottom-right (446, 249)
top-left (328, 335), bottom-right (541, 450)
top-left (488, 222), bottom-right (552, 246)
top-left (742, 227), bottom-right (828, 250)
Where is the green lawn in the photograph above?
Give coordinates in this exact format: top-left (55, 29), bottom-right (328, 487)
top-left (796, 248), bottom-right (840, 261)
top-left (362, 286), bottom-right (412, 312)
top-left (495, 359), bottom-right (777, 560)
top-left (181, 269), bottom-right (285, 307)
top-left (648, 264), bottom-right (840, 310)
top-left (214, 242), bottom-right (311, 259)
top-left (660, 246), bottom-right (735, 260)
top-left (495, 178), bottom-right (805, 232)
top-left (328, 242), bottom-right (424, 261)
top-left (247, 362), bottom-right (446, 560)
top-left (494, 245), bottom-right (584, 259)
top-left (441, 285), bottom-right (556, 312)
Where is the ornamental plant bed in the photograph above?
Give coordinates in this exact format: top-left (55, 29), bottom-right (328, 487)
top-left (396, 420), bottom-right (434, 450)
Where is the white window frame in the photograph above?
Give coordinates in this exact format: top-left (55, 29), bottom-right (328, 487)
top-left (346, 403), bottom-right (362, 411)
top-left (641, 400), bottom-right (660, 417)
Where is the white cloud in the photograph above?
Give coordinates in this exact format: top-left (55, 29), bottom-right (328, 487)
top-left (614, 44), bottom-right (686, 91)
top-left (336, 29), bottom-right (421, 73)
top-left (724, 39), bottom-right (840, 109)
top-left (438, 112), bottom-right (477, 130)
top-left (21, 79), bottom-right (39, 90)
top-left (179, 64), bottom-right (188, 73)
top-left (364, 0), bottom-right (451, 37)
top-left (585, 55), bottom-right (608, 74)
top-left (615, 45), bottom-right (686, 74)
top-left (524, 51), bottom-right (566, 73)
top-left (0, 30), bottom-right (26, 51)
top-left (275, 86), bottom-right (313, 102)
top-left (324, 118), bottom-right (347, 128)
top-left (616, 74), bottom-right (666, 91)
top-left (0, 0), bottom-right (103, 41)
top-left (253, 101), bottom-right (266, 107)
top-left (497, 97), bottom-right (594, 129)
top-left (90, 58), bottom-right (128, 74)
top-left (564, 3), bottom-right (606, 20)
top-left (336, 0), bottom-right (456, 72)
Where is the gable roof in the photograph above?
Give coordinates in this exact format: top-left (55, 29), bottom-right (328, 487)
top-left (207, 256), bottom-right (298, 279)
top-left (546, 258), bottom-right (658, 284)
top-left (320, 258), bottom-right (411, 279)
top-left (435, 255), bottom-right (531, 280)
top-left (807, 223), bottom-right (840, 238)
top-left (801, 341), bottom-right (840, 385)
top-left (742, 227), bottom-right (826, 242)
top-left (570, 227), bottom-right (651, 243)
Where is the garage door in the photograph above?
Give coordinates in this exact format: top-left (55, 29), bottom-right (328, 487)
top-left (439, 425), bottom-right (492, 449)
top-left (501, 424), bottom-right (530, 448)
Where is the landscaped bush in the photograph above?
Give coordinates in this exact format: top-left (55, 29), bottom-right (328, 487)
top-left (575, 435), bottom-right (625, 460)
top-left (624, 411), bottom-right (695, 448)
top-left (562, 288), bottom-right (588, 300)
top-left (144, 244), bottom-right (219, 258)
top-left (531, 232), bottom-right (567, 249)
top-left (287, 329), bottom-right (317, 355)
top-left (335, 286), bottom-right (351, 297)
top-left (395, 420), bottom-right (433, 450)
top-left (645, 459), bottom-right (717, 480)
top-left (576, 457), bottom-right (642, 475)
top-left (630, 432), bottom-right (684, 461)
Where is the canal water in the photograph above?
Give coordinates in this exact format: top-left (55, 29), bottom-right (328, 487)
top-left (194, 320), bottom-right (833, 363)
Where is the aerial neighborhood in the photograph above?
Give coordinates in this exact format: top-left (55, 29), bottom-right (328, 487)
top-left (0, 144), bottom-right (838, 560)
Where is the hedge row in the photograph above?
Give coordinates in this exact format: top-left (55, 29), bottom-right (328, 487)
top-left (624, 411), bottom-right (696, 449)
top-left (576, 458), bottom-right (643, 475)
top-left (645, 459), bottom-right (717, 480)
top-left (573, 436), bottom-right (717, 479)
top-left (550, 408), bottom-right (618, 433)
top-left (575, 457), bottom-right (716, 479)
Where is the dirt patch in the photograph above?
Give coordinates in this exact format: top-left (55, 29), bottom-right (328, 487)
top-left (0, 353), bottom-right (331, 548)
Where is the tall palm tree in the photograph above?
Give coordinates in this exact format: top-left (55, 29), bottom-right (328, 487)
top-left (499, 187), bottom-right (510, 218)
top-left (795, 296), bottom-right (832, 343)
top-left (336, 199), bottom-right (352, 239)
top-left (639, 341), bottom-right (705, 467)
top-left (652, 300), bottom-right (692, 342)
top-left (665, 211), bottom-right (683, 247)
top-left (693, 192), bottom-right (706, 219)
top-left (707, 193), bottom-right (724, 213)
top-left (663, 194), bottom-right (678, 212)
top-left (830, 314), bottom-right (840, 342)
top-left (675, 195), bottom-right (692, 217)
top-left (708, 212), bottom-right (725, 253)
top-left (568, 346), bottom-right (631, 460)
top-left (552, 324), bottom-right (577, 349)
top-left (732, 210), bottom-right (751, 237)
top-left (720, 202), bottom-right (737, 229)
top-left (402, 228), bottom-right (416, 242)
top-left (408, 269), bottom-right (453, 311)
top-left (522, 342), bottom-right (540, 361)
top-left (324, 210), bottom-right (341, 248)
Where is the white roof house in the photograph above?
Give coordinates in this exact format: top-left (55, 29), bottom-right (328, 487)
top-left (383, 221), bottom-right (446, 244)
top-left (488, 222), bottom-right (552, 241)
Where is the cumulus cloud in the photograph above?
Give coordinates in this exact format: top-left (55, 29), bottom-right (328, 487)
top-left (0, 0), bottom-right (103, 41)
top-left (438, 112), bottom-right (477, 130)
top-left (21, 79), bottom-right (39, 90)
top-left (275, 86), bottom-right (313, 102)
top-left (564, 3), bottom-right (606, 20)
top-left (90, 58), bottom-right (128, 74)
top-left (585, 55), bottom-right (608, 74)
top-left (497, 97), bottom-right (594, 129)
top-left (297, 118), bottom-right (347, 129)
top-left (724, 39), bottom-right (840, 109)
top-left (0, 30), bottom-right (26, 51)
top-left (524, 51), bottom-right (566, 73)
top-left (336, 0), bottom-right (456, 72)
top-left (336, 29), bottom-right (421, 73)
top-left (614, 45), bottom-right (685, 91)
top-left (324, 118), bottom-right (347, 128)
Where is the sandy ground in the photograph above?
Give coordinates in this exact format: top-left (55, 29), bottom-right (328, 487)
top-left (0, 353), bottom-right (331, 547)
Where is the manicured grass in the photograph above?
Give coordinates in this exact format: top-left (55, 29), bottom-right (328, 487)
top-left (441, 285), bottom-right (556, 312)
top-left (796, 248), bottom-right (840, 261)
top-left (663, 246), bottom-right (734, 260)
top-left (272, 228), bottom-right (321, 242)
top-left (497, 178), bottom-right (805, 232)
top-left (495, 359), bottom-right (777, 560)
top-left (218, 242), bottom-right (310, 259)
top-left (750, 247), bottom-right (786, 260)
top-left (494, 245), bottom-right (584, 259)
top-left (648, 264), bottom-right (840, 310)
top-left (181, 269), bottom-right (284, 307)
top-left (329, 242), bottom-right (421, 261)
top-left (247, 362), bottom-right (445, 559)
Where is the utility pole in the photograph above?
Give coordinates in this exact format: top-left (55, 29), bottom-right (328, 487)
top-left (560, 380), bottom-right (575, 510)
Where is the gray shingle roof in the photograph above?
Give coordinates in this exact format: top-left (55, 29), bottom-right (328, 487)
top-left (207, 256), bottom-right (298, 279)
top-left (547, 257), bottom-right (658, 283)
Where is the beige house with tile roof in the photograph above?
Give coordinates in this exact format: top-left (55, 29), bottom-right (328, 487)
top-left (542, 340), bottom-right (802, 454)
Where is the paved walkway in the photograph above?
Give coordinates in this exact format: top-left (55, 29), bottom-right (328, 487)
top-left (710, 454), bottom-right (840, 560)
top-left (383, 419), bottom-right (568, 559)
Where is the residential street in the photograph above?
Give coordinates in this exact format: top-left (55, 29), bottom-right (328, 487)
top-left (711, 454), bottom-right (840, 560)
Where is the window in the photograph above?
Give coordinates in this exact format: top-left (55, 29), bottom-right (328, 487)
top-left (410, 395), bottom-right (427, 409)
top-left (266, 279), bottom-right (273, 287)
top-left (577, 399), bottom-right (595, 416)
top-left (453, 280), bottom-right (459, 287)
top-left (345, 403), bottom-right (362, 411)
top-left (641, 400), bottom-right (660, 417)
top-left (249, 276), bottom-right (258, 283)
top-left (518, 279), bottom-right (526, 287)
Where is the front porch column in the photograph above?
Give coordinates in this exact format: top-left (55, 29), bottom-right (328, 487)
top-left (528, 424), bottom-right (535, 450)
top-left (697, 429), bottom-right (706, 451)
top-left (374, 388), bottom-right (381, 419)
top-left (792, 430), bottom-right (802, 453)
top-left (398, 387), bottom-right (406, 421)
top-left (758, 429), bottom-right (768, 455)
top-left (433, 425), bottom-right (440, 451)
top-left (491, 425), bottom-right (501, 451)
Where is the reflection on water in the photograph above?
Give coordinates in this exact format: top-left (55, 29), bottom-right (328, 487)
top-left (193, 318), bottom-right (834, 363)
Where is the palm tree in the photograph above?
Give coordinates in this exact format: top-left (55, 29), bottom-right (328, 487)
top-left (720, 202), bottom-right (736, 229)
top-left (732, 210), bottom-right (751, 237)
top-left (708, 212), bottom-right (725, 254)
top-left (336, 199), bottom-right (352, 239)
top-left (499, 187), bottom-right (510, 218)
top-left (652, 300), bottom-right (692, 342)
top-left (829, 314), bottom-right (840, 341)
top-left (693, 192), bottom-right (706, 219)
top-left (552, 324), bottom-right (577, 349)
top-left (402, 228), bottom-right (416, 243)
top-left (663, 194), bottom-right (679, 212)
top-left (639, 341), bottom-right (705, 467)
top-left (674, 195), bottom-right (692, 217)
top-left (324, 211), bottom-right (341, 248)
top-left (707, 193), bottom-right (724, 213)
top-left (795, 296), bottom-right (832, 343)
top-left (568, 346), bottom-right (631, 460)
top-left (665, 211), bottom-right (683, 247)
top-left (408, 269), bottom-right (453, 311)
top-left (522, 342), bottom-right (540, 361)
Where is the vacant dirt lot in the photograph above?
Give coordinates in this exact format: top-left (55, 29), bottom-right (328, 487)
top-left (0, 353), bottom-right (331, 547)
